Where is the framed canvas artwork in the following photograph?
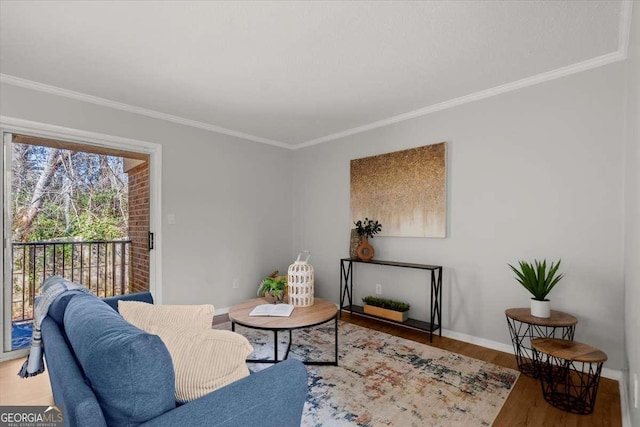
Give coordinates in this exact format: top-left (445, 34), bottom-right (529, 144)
top-left (350, 142), bottom-right (447, 238)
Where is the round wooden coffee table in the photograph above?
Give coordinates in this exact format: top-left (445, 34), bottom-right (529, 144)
top-left (228, 297), bottom-right (338, 365)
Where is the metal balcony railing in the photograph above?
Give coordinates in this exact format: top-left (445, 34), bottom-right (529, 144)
top-left (11, 239), bottom-right (132, 322)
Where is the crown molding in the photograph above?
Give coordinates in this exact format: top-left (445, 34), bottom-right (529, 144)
top-left (619, 1), bottom-right (634, 59)
top-left (0, 74), bottom-right (291, 149)
top-left (1, 47), bottom-right (626, 152)
top-left (294, 51), bottom-right (626, 149)
top-left (2, 0), bottom-right (633, 151)
top-left (295, 2), bottom-right (634, 148)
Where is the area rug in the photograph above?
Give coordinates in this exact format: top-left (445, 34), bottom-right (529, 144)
top-left (217, 321), bottom-right (519, 426)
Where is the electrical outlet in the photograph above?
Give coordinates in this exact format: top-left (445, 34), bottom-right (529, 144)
top-left (634, 373), bottom-right (638, 409)
top-left (232, 278), bottom-right (240, 289)
top-left (375, 284), bottom-right (382, 295)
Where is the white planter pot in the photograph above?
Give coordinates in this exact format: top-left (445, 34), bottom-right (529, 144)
top-left (530, 298), bottom-right (551, 318)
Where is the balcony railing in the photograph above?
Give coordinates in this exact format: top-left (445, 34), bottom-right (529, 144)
top-left (11, 239), bottom-right (132, 322)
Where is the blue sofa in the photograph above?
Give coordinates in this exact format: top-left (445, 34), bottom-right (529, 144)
top-left (40, 291), bottom-right (307, 427)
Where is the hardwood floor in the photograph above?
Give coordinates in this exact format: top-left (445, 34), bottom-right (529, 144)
top-left (339, 312), bottom-right (622, 427)
top-left (0, 312), bottom-right (622, 426)
top-left (0, 357), bottom-right (54, 406)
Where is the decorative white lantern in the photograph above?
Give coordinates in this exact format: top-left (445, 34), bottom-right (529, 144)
top-left (287, 251), bottom-right (314, 307)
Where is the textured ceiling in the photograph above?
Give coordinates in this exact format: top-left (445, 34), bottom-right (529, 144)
top-left (0, 1), bottom-right (630, 147)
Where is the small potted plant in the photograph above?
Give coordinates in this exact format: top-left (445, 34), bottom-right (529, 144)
top-left (353, 218), bottom-right (382, 261)
top-left (257, 272), bottom-right (288, 304)
top-left (362, 296), bottom-right (410, 322)
top-left (508, 259), bottom-right (564, 318)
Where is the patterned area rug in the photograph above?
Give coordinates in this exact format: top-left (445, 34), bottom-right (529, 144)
top-left (217, 321), bottom-right (519, 426)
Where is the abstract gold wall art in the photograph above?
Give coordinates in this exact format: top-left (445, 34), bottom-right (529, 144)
top-left (350, 142), bottom-right (447, 238)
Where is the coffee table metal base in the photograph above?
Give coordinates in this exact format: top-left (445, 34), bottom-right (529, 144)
top-left (232, 314), bottom-right (338, 366)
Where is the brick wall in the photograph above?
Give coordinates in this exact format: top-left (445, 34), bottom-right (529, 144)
top-left (127, 161), bottom-right (150, 293)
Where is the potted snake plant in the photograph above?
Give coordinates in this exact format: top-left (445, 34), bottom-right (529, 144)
top-left (508, 259), bottom-right (564, 318)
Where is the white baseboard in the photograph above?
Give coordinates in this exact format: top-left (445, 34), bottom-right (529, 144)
top-left (441, 328), bottom-right (514, 354)
top-left (0, 347), bottom-right (29, 362)
top-left (619, 374), bottom-right (632, 427)
top-left (442, 327), bottom-right (630, 425)
top-left (441, 327), bottom-right (622, 381)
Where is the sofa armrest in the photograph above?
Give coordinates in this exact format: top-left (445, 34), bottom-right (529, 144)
top-left (140, 359), bottom-right (307, 427)
top-left (41, 317), bottom-right (108, 427)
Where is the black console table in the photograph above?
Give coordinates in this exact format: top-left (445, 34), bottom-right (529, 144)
top-left (339, 258), bottom-right (443, 342)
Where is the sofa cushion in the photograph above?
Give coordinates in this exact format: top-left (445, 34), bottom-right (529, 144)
top-left (147, 325), bottom-right (253, 403)
top-left (118, 300), bottom-right (214, 331)
top-left (64, 294), bottom-right (175, 426)
top-left (103, 292), bottom-right (154, 312)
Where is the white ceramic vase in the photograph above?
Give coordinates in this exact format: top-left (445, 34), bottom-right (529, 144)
top-left (530, 298), bottom-right (551, 318)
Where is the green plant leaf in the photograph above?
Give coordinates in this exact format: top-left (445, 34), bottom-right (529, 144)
top-left (257, 275), bottom-right (287, 297)
top-left (354, 218), bottom-right (383, 238)
top-left (362, 296), bottom-right (410, 312)
top-left (509, 259), bottom-right (564, 300)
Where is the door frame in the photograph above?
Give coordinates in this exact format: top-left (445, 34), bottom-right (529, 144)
top-left (0, 116), bottom-right (163, 361)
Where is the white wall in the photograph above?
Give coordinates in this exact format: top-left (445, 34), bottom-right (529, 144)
top-left (624, 4), bottom-right (640, 425)
top-left (0, 37), bottom-right (633, 379)
top-left (292, 63), bottom-right (628, 371)
top-left (0, 82), bottom-right (294, 310)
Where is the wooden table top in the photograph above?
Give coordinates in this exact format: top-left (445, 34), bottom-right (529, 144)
top-left (228, 297), bottom-right (337, 330)
top-left (505, 308), bottom-right (578, 327)
top-left (531, 338), bottom-right (607, 363)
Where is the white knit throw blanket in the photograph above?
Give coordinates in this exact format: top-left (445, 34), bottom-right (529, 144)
top-left (18, 276), bottom-right (91, 378)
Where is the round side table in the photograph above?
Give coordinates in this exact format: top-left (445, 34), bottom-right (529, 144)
top-left (531, 338), bottom-right (607, 415)
top-left (505, 308), bottom-right (577, 377)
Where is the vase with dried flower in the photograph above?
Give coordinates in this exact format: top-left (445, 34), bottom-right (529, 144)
top-left (353, 218), bottom-right (382, 262)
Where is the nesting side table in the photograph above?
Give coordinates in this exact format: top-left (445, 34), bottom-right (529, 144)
top-left (531, 338), bottom-right (607, 415)
top-left (505, 308), bottom-right (577, 377)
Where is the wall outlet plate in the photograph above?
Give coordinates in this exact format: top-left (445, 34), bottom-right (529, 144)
top-left (375, 284), bottom-right (382, 295)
